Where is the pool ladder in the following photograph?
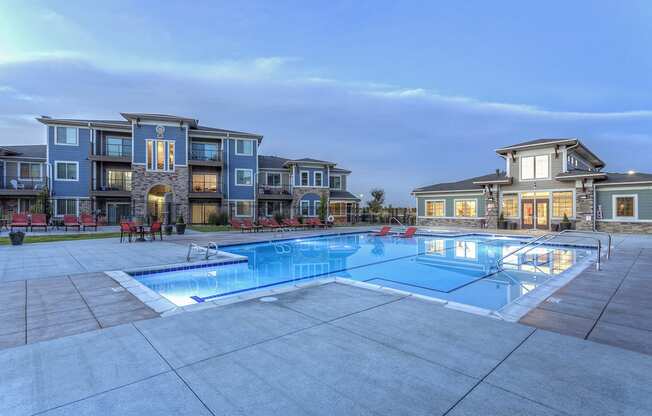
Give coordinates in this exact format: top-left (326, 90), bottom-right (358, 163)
top-left (186, 241), bottom-right (219, 261)
top-left (494, 230), bottom-right (611, 273)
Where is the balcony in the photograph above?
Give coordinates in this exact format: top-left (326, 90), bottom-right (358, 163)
top-left (189, 149), bottom-right (223, 167)
top-left (92, 177), bottom-right (132, 197)
top-left (90, 143), bottom-right (132, 162)
top-left (257, 184), bottom-right (293, 200)
top-left (190, 176), bottom-right (223, 199)
top-left (0, 176), bottom-right (47, 196)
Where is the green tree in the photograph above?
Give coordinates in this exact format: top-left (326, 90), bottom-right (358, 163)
top-left (367, 188), bottom-right (385, 214)
top-left (318, 193), bottom-right (328, 220)
top-left (34, 185), bottom-right (52, 220)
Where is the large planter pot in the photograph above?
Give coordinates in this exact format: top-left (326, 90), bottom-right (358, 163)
top-left (164, 225), bottom-right (174, 235)
top-left (9, 231), bottom-right (25, 246)
top-left (559, 222), bottom-right (572, 231)
top-left (497, 221), bottom-right (506, 230)
top-left (176, 223), bottom-right (186, 235)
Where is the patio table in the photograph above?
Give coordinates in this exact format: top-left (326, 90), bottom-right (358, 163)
top-left (134, 225), bottom-right (149, 242)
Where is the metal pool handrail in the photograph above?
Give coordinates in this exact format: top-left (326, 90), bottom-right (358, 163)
top-left (389, 217), bottom-right (405, 229)
top-left (495, 233), bottom-right (557, 271)
top-left (558, 229), bottom-right (611, 259)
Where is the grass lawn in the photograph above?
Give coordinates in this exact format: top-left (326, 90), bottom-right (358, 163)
top-left (0, 232), bottom-right (123, 245)
top-left (188, 225), bottom-right (233, 232)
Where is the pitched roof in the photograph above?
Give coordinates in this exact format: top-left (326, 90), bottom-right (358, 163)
top-left (0, 145), bottom-right (47, 159)
top-left (495, 137), bottom-right (605, 168)
top-left (330, 167), bottom-right (352, 174)
top-left (258, 155), bottom-right (290, 169)
top-left (329, 190), bottom-right (361, 201)
top-left (285, 157), bottom-right (336, 166)
top-left (555, 169), bottom-right (607, 180)
top-left (412, 172), bottom-right (506, 193)
top-left (599, 171), bottom-right (652, 185)
top-left (496, 138), bottom-right (577, 152)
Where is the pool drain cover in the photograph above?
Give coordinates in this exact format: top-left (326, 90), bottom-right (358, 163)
top-left (260, 296), bottom-right (278, 303)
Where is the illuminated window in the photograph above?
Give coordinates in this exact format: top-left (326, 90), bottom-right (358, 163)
top-left (235, 201), bottom-right (253, 217)
top-left (552, 191), bottom-right (573, 218)
top-left (455, 200), bottom-right (477, 217)
top-left (425, 200), bottom-right (445, 217)
top-left (614, 195), bottom-right (636, 218)
top-left (146, 140), bottom-right (174, 171)
top-left (426, 239), bottom-right (446, 255)
top-left (521, 155), bottom-right (549, 180)
top-left (314, 172), bottom-right (323, 187)
top-left (146, 141), bottom-right (154, 170)
top-left (501, 194), bottom-right (518, 217)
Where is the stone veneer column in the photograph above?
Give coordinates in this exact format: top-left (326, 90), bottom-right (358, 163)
top-left (485, 186), bottom-right (499, 229)
top-left (574, 180), bottom-right (594, 231)
top-left (131, 165), bottom-right (189, 222)
top-left (291, 187), bottom-right (330, 217)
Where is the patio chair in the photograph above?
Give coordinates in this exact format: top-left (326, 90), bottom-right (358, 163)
top-left (396, 226), bottom-right (417, 239)
top-left (119, 221), bottom-right (134, 243)
top-left (9, 179), bottom-right (24, 190)
top-left (10, 213), bottom-right (29, 231)
top-left (269, 218), bottom-right (284, 229)
top-left (260, 218), bottom-right (280, 231)
top-left (311, 218), bottom-right (329, 228)
top-left (371, 226), bottom-right (391, 237)
top-left (63, 215), bottom-right (80, 231)
top-left (243, 218), bottom-right (263, 232)
top-left (80, 213), bottom-right (97, 231)
top-left (149, 221), bottom-right (163, 241)
top-left (30, 213), bottom-right (48, 231)
top-left (286, 218), bottom-right (306, 229)
top-left (230, 218), bottom-right (252, 232)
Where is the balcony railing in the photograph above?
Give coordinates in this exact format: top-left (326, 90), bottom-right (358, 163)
top-left (190, 149), bottom-right (223, 162)
top-left (257, 184), bottom-right (292, 196)
top-left (93, 143), bottom-right (132, 158)
top-left (94, 177), bottom-right (132, 192)
top-left (0, 176), bottom-right (47, 191)
top-left (191, 177), bottom-right (220, 193)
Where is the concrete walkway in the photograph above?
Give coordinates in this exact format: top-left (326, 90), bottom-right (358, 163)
top-left (1, 282), bottom-right (650, 416)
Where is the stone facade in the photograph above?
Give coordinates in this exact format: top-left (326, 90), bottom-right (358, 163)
top-left (79, 199), bottom-right (92, 215)
top-left (291, 187), bottom-right (330, 217)
top-left (131, 165), bottom-right (189, 222)
top-left (575, 184), bottom-right (595, 231)
top-left (485, 188), bottom-right (499, 229)
top-left (417, 217), bottom-right (485, 228)
top-left (597, 221), bottom-right (652, 234)
top-left (0, 198), bottom-right (18, 216)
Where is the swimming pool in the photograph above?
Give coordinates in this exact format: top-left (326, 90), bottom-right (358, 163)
top-left (134, 232), bottom-right (595, 311)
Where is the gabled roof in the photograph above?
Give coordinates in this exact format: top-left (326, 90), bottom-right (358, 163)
top-left (598, 171), bottom-right (652, 185)
top-left (412, 172), bottom-right (506, 193)
top-left (495, 137), bottom-right (605, 168)
top-left (329, 190), bottom-right (361, 201)
top-left (120, 113), bottom-right (199, 128)
top-left (330, 167), bottom-right (352, 174)
top-left (0, 145), bottom-right (46, 159)
top-left (284, 157), bottom-right (336, 167)
top-left (258, 155), bottom-right (290, 169)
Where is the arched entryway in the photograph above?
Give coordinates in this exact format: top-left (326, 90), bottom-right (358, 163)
top-left (147, 184), bottom-right (173, 222)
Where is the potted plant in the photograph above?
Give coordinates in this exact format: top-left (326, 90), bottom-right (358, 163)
top-left (9, 231), bottom-right (25, 246)
top-left (560, 213), bottom-right (572, 231)
top-left (164, 223), bottom-right (174, 235)
top-left (175, 215), bottom-right (186, 234)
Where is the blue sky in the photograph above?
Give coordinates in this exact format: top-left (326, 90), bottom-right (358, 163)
top-left (1, 0), bottom-right (651, 205)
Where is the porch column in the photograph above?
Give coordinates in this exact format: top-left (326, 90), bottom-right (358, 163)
top-left (575, 179), bottom-right (595, 231)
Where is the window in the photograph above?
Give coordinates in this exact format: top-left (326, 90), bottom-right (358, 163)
top-left (426, 239), bottom-right (446, 255)
top-left (235, 169), bottom-right (253, 186)
top-left (265, 201), bottom-right (283, 217)
top-left (106, 136), bottom-right (131, 157)
top-left (19, 163), bottom-right (41, 179)
top-left (330, 175), bottom-right (341, 190)
top-left (191, 142), bottom-right (218, 161)
top-left (55, 162), bottom-right (78, 181)
top-left (300, 171), bottom-right (309, 186)
top-left (55, 127), bottom-right (77, 145)
top-left (314, 172), bottom-right (323, 187)
top-left (56, 199), bottom-right (77, 216)
top-left (146, 140), bottom-right (174, 171)
top-left (107, 170), bottom-right (132, 191)
top-left (552, 191), bottom-right (573, 218)
top-left (19, 199), bottom-right (36, 213)
top-left (614, 195), bottom-right (636, 219)
top-left (301, 200), bottom-right (310, 216)
top-left (191, 203), bottom-right (218, 224)
top-left (192, 174), bottom-right (218, 192)
top-left (235, 140), bottom-right (253, 156)
top-left (521, 155), bottom-right (549, 180)
top-left (425, 200), bottom-right (445, 217)
top-left (501, 194), bottom-right (518, 217)
top-left (235, 201), bottom-right (253, 217)
top-left (267, 173), bottom-right (281, 186)
top-left (454, 199), bottom-right (477, 217)
top-left (314, 201), bottom-right (321, 217)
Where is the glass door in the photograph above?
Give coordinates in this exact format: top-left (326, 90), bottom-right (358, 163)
top-left (536, 199), bottom-right (549, 230)
top-left (521, 200), bottom-right (534, 228)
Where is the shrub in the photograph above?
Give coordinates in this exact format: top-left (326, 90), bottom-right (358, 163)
top-left (208, 212), bottom-right (229, 225)
top-left (274, 212), bottom-right (284, 224)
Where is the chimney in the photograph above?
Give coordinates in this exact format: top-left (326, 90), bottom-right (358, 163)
top-left (495, 168), bottom-right (500, 176)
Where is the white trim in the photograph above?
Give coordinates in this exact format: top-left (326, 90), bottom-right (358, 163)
top-left (612, 194), bottom-right (638, 221)
top-left (299, 170), bottom-right (310, 187)
top-left (598, 219), bottom-right (652, 223)
top-left (233, 199), bottom-right (254, 217)
top-left (596, 182), bottom-right (652, 188)
top-left (53, 126), bottom-right (79, 146)
top-left (52, 197), bottom-right (80, 217)
top-left (265, 172), bottom-right (282, 187)
top-left (519, 154), bottom-right (551, 181)
top-left (453, 198), bottom-right (478, 218)
top-left (500, 193), bottom-right (520, 219)
top-left (17, 162), bottom-right (43, 179)
top-left (414, 192), bottom-right (484, 197)
top-left (329, 174), bottom-right (342, 190)
top-left (300, 200), bottom-right (311, 216)
top-left (423, 199), bottom-right (446, 218)
top-left (314, 171), bottom-right (323, 187)
top-left (234, 139), bottom-right (254, 156)
top-left (145, 139), bottom-right (175, 172)
top-left (54, 161), bottom-right (79, 181)
top-left (234, 168), bottom-right (253, 186)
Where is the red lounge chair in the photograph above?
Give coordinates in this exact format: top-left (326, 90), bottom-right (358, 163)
top-left (289, 218), bottom-right (308, 229)
top-left (311, 218), bottom-right (328, 228)
top-left (30, 213), bottom-right (48, 231)
top-left (397, 226), bottom-right (417, 238)
top-left (230, 219), bottom-right (252, 232)
top-left (243, 218), bottom-right (263, 232)
top-left (260, 218), bottom-right (281, 231)
top-left (120, 222), bottom-right (134, 243)
top-left (269, 218), bottom-right (284, 229)
top-left (149, 221), bottom-right (163, 241)
top-left (63, 215), bottom-right (80, 231)
top-left (281, 218), bottom-right (294, 229)
top-left (10, 213), bottom-right (29, 231)
top-left (372, 226), bottom-right (391, 237)
top-left (80, 213), bottom-right (97, 231)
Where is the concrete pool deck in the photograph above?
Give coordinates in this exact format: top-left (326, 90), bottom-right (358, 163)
top-left (2, 281), bottom-right (651, 416)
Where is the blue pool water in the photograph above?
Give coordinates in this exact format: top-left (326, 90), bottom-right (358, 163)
top-left (136, 233), bottom-right (595, 310)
